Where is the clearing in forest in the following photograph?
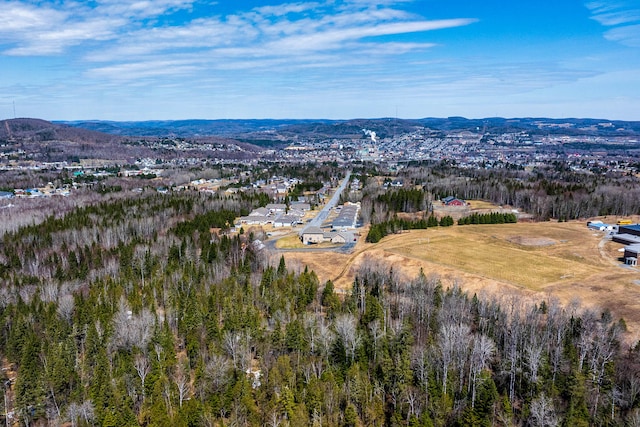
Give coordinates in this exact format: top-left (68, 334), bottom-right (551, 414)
top-left (380, 223), bottom-right (600, 291)
top-left (281, 221), bottom-right (640, 336)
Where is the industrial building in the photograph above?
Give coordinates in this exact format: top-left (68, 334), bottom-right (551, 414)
top-left (331, 203), bottom-right (359, 230)
top-left (618, 225), bottom-right (640, 237)
top-left (601, 223), bottom-right (640, 266)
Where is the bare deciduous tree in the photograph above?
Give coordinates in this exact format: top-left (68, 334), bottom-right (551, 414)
top-left (205, 354), bottom-right (231, 391)
top-left (303, 313), bottom-right (319, 355)
top-left (525, 337), bottom-right (543, 387)
top-left (469, 334), bottom-right (495, 408)
top-left (334, 314), bottom-right (360, 363)
top-left (411, 347), bottom-right (431, 409)
top-left (529, 393), bottom-right (558, 427)
top-left (111, 297), bottom-right (155, 351)
top-left (317, 320), bottom-right (335, 363)
top-left (173, 363), bottom-right (190, 408)
top-left (41, 281), bottom-right (58, 303)
top-left (66, 400), bottom-right (95, 427)
top-left (134, 354), bottom-right (150, 398)
top-left (369, 319), bottom-right (384, 362)
top-left (57, 294), bottom-right (75, 323)
top-left (223, 330), bottom-right (252, 371)
top-left (438, 323), bottom-right (471, 396)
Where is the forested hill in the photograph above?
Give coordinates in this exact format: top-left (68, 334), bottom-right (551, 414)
top-left (0, 190), bottom-right (637, 426)
top-left (55, 119), bottom-right (333, 138)
top-left (56, 117), bottom-right (640, 138)
top-left (0, 118), bottom-right (121, 144)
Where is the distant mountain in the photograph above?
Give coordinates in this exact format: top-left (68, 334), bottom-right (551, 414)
top-left (0, 118), bottom-right (152, 162)
top-left (415, 117), bottom-right (640, 136)
top-left (1, 118), bottom-right (266, 161)
top-left (57, 117), bottom-right (640, 139)
top-left (274, 118), bottom-right (423, 139)
top-left (1, 118), bottom-right (121, 144)
top-left (56, 119), bottom-right (334, 138)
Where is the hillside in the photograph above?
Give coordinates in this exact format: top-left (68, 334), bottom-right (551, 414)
top-left (55, 119), bottom-right (332, 138)
top-left (57, 117), bottom-right (640, 139)
top-left (0, 118), bottom-right (264, 161)
top-left (1, 118), bottom-right (121, 144)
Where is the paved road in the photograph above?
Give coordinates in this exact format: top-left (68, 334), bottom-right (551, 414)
top-left (261, 171), bottom-right (354, 254)
top-left (301, 170), bottom-right (351, 233)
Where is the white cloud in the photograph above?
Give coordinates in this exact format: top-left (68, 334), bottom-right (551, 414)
top-left (0, 0), bottom-right (197, 56)
top-left (55, 1), bottom-right (476, 83)
top-left (604, 24), bottom-right (640, 46)
top-left (88, 59), bottom-right (201, 80)
top-left (261, 19), bottom-right (475, 53)
top-left (253, 2), bottom-right (321, 16)
top-left (0, 3), bottom-right (65, 32)
top-left (4, 17), bottom-right (126, 55)
top-left (586, 1), bottom-right (640, 46)
top-left (590, 9), bottom-right (640, 25)
top-left (357, 42), bottom-right (437, 55)
top-left (0, 0), bottom-right (475, 63)
top-left (1, 0), bottom-right (489, 119)
top-left (94, 0), bottom-right (197, 19)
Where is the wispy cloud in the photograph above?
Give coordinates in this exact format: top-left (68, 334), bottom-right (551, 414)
top-left (74, 1), bottom-right (476, 82)
top-left (2, 0), bottom-right (637, 120)
top-left (253, 2), bottom-right (322, 17)
top-left (0, 0), bottom-right (477, 85)
top-left (88, 59), bottom-right (202, 80)
top-left (261, 19), bottom-right (475, 53)
top-left (93, 0), bottom-right (197, 18)
top-left (0, 3), bottom-right (65, 32)
top-left (603, 23), bottom-right (640, 45)
top-left (4, 17), bottom-right (126, 55)
top-left (586, 1), bottom-right (640, 46)
top-left (0, 0), bottom-right (198, 55)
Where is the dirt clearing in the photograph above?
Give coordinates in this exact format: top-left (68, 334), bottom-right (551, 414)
top-left (281, 221), bottom-right (640, 337)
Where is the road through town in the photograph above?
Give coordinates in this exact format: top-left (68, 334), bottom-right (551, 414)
top-left (300, 170), bottom-right (351, 232)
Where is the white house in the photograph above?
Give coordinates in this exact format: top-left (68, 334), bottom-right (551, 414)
top-left (301, 227), bottom-right (325, 244)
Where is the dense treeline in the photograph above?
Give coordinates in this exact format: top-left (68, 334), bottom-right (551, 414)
top-left (1, 192), bottom-right (640, 426)
top-left (366, 215), bottom-right (454, 243)
top-left (374, 189), bottom-right (428, 214)
top-left (359, 187), bottom-right (432, 224)
top-left (367, 218), bottom-right (427, 243)
top-left (457, 212), bottom-right (517, 225)
top-left (398, 160), bottom-right (640, 220)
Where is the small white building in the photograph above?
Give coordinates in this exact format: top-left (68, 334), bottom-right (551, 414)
top-left (331, 232), bottom-right (355, 244)
top-left (301, 227), bottom-right (325, 244)
top-left (273, 215), bottom-right (299, 228)
top-left (249, 207), bottom-right (270, 217)
top-left (236, 216), bottom-right (271, 226)
top-left (265, 203), bottom-right (287, 214)
top-left (290, 202), bottom-right (311, 211)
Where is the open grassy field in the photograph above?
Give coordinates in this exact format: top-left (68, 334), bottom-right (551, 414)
top-left (275, 234), bottom-right (342, 250)
top-left (383, 223), bottom-right (604, 291)
top-left (281, 221), bottom-right (640, 339)
top-left (465, 199), bottom-right (504, 210)
top-left (275, 234), bottom-right (306, 249)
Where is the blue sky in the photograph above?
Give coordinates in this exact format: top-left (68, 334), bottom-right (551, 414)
top-left (0, 0), bottom-right (638, 120)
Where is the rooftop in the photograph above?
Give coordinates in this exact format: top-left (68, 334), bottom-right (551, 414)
top-left (303, 226), bottom-right (324, 235)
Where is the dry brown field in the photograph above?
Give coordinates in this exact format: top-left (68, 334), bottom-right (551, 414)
top-left (280, 220), bottom-right (640, 340)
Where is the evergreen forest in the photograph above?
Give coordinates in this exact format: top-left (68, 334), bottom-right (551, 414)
top-left (0, 190), bottom-right (639, 426)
